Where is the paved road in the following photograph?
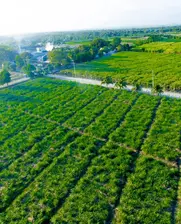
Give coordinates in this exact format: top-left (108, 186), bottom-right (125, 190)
top-left (0, 77), bottom-right (30, 89)
top-left (48, 74), bottom-right (181, 99)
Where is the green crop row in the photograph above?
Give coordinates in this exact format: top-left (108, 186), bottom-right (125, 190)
top-left (46, 85), bottom-right (104, 123)
top-left (63, 52), bottom-right (181, 91)
top-left (51, 142), bottom-right (136, 224)
top-left (85, 91), bottom-right (138, 139)
top-left (110, 95), bottom-right (160, 149)
top-left (0, 117), bottom-right (57, 171)
top-left (138, 42), bottom-right (181, 53)
top-left (0, 78), bottom-right (78, 112)
top-left (0, 110), bottom-right (36, 145)
top-left (176, 175), bottom-right (181, 223)
top-left (0, 126), bottom-right (79, 212)
top-left (65, 89), bottom-right (119, 131)
top-left (3, 78), bottom-right (72, 100)
top-left (0, 78), bottom-right (180, 223)
top-left (0, 102), bottom-right (8, 113)
top-left (114, 156), bottom-right (179, 224)
top-left (1, 135), bottom-right (103, 223)
top-left (30, 85), bottom-right (87, 117)
top-left (142, 98), bottom-right (181, 161)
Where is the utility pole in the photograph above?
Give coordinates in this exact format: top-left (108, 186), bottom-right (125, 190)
top-left (152, 70), bottom-right (154, 93)
top-left (72, 59), bottom-right (76, 77)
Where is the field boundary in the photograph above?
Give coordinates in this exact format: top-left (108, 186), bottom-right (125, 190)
top-left (11, 104), bottom-right (178, 169)
top-left (110, 97), bottom-right (162, 222)
top-left (48, 74), bottom-right (181, 99)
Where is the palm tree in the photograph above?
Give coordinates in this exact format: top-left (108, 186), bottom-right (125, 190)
top-left (132, 83), bottom-right (142, 92)
top-left (101, 76), bottom-right (113, 86)
top-left (153, 84), bottom-right (163, 96)
top-left (115, 79), bottom-right (127, 90)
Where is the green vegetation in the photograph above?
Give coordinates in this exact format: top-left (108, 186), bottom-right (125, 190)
top-left (2, 61), bottom-right (16, 72)
top-left (51, 142), bottom-right (136, 223)
top-left (101, 76), bottom-right (113, 86)
top-left (142, 98), bottom-right (181, 161)
top-left (63, 51), bottom-right (181, 91)
top-left (64, 89), bottom-right (119, 131)
top-left (177, 178), bottom-right (181, 223)
top-left (137, 41), bottom-right (181, 53)
top-left (19, 25), bottom-right (181, 46)
top-left (121, 37), bottom-right (141, 43)
top-left (66, 40), bottom-right (91, 45)
top-left (0, 45), bottom-right (17, 65)
top-left (110, 95), bottom-right (160, 149)
top-left (15, 52), bottom-right (33, 69)
top-left (22, 64), bottom-right (37, 79)
top-left (48, 38), bottom-right (124, 66)
top-left (114, 156), bottom-right (179, 224)
top-left (85, 91), bottom-right (137, 139)
top-left (0, 69), bottom-right (11, 85)
top-left (0, 78), bottom-right (180, 223)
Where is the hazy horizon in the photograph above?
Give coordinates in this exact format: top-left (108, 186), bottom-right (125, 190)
top-left (1, 0), bottom-right (181, 36)
top-left (3, 23), bottom-right (181, 38)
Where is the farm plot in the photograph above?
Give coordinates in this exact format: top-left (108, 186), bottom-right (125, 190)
top-left (63, 52), bottom-right (181, 91)
top-left (114, 156), bottom-right (179, 224)
top-left (0, 78), bottom-right (180, 224)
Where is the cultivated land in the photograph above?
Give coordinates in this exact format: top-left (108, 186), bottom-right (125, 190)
top-left (137, 41), bottom-right (181, 53)
top-left (66, 40), bottom-right (92, 46)
top-left (0, 78), bottom-right (181, 223)
top-left (63, 51), bottom-right (181, 91)
top-left (0, 72), bottom-right (27, 89)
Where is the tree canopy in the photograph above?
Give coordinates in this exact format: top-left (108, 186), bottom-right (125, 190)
top-left (47, 37), bottom-right (126, 66)
top-left (22, 64), bottom-right (36, 79)
top-left (0, 46), bottom-right (17, 65)
top-left (15, 55), bottom-right (25, 68)
top-left (101, 76), bottom-right (113, 86)
top-left (115, 79), bottom-right (127, 89)
top-left (0, 69), bottom-right (11, 85)
top-left (112, 37), bottom-right (121, 49)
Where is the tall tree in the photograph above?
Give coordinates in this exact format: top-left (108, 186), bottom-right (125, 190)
top-left (132, 83), bottom-right (142, 92)
top-left (115, 79), bottom-right (127, 90)
top-left (22, 64), bottom-right (36, 79)
top-left (91, 38), bottom-right (108, 49)
top-left (20, 52), bottom-right (33, 64)
top-left (101, 76), bottom-right (113, 86)
top-left (0, 69), bottom-right (11, 85)
top-left (153, 84), bottom-right (163, 95)
top-left (15, 55), bottom-right (24, 68)
top-left (112, 37), bottom-right (121, 49)
top-left (0, 46), bottom-right (17, 65)
top-left (3, 61), bottom-right (16, 71)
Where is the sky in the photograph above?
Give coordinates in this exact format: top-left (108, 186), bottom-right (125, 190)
top-left (0, 0), bottom-right (181, 36)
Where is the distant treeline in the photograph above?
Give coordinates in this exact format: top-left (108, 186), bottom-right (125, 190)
top-left (20, 25), bottom-right (181, 46)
